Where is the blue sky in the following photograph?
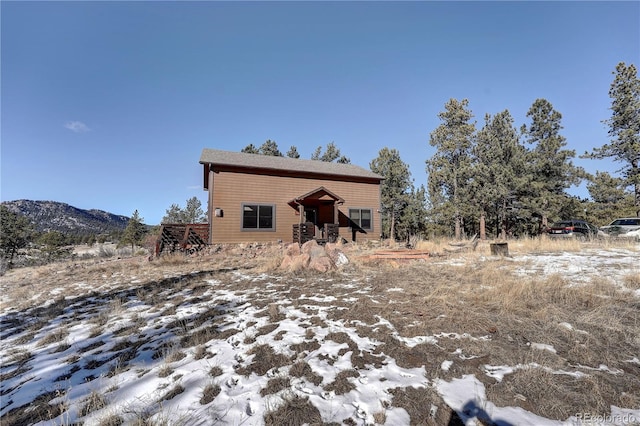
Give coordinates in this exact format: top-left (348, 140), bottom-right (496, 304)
top-left (1, 1), bottom-right (638, 225)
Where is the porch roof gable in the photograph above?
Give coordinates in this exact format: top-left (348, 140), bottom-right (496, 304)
top-left (287, 186), bottom-right (345, 208)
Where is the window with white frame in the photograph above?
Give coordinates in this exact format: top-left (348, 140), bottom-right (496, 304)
top-left (242, 204), bottom-right (275, 231)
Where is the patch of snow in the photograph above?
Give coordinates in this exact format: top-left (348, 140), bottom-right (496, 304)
top-left (437, 375), bottom-right (564, 425)
top-left (441, 360), bottom-right (453, 371)
top-left (530, 342), bottom-right (557, 353)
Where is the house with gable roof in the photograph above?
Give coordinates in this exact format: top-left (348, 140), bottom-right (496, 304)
top-left (199, 148), bottom-right (383, 244)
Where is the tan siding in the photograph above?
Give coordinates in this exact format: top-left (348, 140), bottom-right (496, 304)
top-left (209, 171), bottom-right (381, 243)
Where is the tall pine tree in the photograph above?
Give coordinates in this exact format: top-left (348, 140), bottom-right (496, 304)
top-left (586, 171), bottom-right (636, 223)
top-left (370, 148), bottom-right (412, 241)
top-left (583, 62), bottom-right (640, 216)
top-left (121, 210), bottom-right (147, 254)
top-left (426, 99), bottom-right (476, 239)
top-left (0, 206), bottom-right (33, 267)
top-left (311, 142), bottom-right (350, 163)
top-left (473, 110), bottom-right (526, 239)
top-left (241, 140), bottom-right (284, 156)
top-left (520, 99), bottom-right (581, 232)
top-left (398, 184), bottom-right (428, 243)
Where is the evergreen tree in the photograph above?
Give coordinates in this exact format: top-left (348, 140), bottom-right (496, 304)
top-left (162, 204), bottom-right (183, 223)
top-left (398, 184), bottom-right (428, 242)
top-left (242, 140), bottom-right (284, 157)
top-left (586, 171), bottom-right (636, 224)
top-left (311, 142), bottom-right (350, 163)
top-left (183, 197), bottom-right (207, 223)
top-left (370, 148), bottom-right (412, 241)
top-left (583, 62), bottom-right (640, 216)
top-left (258, 139), bottom-right (283, 157)
top-left (120, 210), bottom-right (147, 254)
top-left (473, 110), bottom-right (527, 239)
top-left (426, 99), bottom-right (476, 239)
top-left (0, 205), bottom-right (33, 267)
top-left (39, 231), bottom-right (72, 262)
top-left (286, 146), bottom-right (300, 159)
top-left (161, 197), bottom-right (206, 224)
top-left (241, 144), bottom-right (259, 154)
top-left (520, 98), bottom-right (581, 232)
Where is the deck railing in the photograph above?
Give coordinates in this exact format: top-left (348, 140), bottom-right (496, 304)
top-left (155, 223), bottom-right (209, 255)
top-left (293, 223), bottom-right (339, 245)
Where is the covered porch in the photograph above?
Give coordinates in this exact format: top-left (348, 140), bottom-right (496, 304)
top-left (289, 186), bottom-right (343, 244)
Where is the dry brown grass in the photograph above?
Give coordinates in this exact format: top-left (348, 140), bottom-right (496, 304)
top-left (36, 327), bottom-right (69, 348)
top-left (345, 242), bottom-right (639, 419)
top-left (263, 392), bottom-right (323, 426)
top-left (0, 389), bottom-right (68, 425)
top-left (2, 239), bottom-right (638, 424)
top-left (289, 360), bottom-right (324, 386)
top-left (97, 413), bottom-right (124, 426)
top-left (323, 369), bottom-right (359, 395)
top-left (260, 376), bottom-right (291, 396)
top-left (236, 344), bottom-right (293, 377)
top-left (389, 386), bottom-right (456, 425)
top-left (200, 383), bottom-right (221, 405)
top-left (80, 391), bottom-right (108, 417)
top-left (159, 384), bottom-right (185, 402)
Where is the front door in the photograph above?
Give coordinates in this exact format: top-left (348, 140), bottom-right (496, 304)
top-left (304, 207), bottom-right (319, 237)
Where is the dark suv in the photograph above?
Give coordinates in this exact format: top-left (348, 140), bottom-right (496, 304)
top-left (545, 220), bottom-right (599, 240)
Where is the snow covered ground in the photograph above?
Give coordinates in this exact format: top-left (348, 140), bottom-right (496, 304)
top-left (1, 243), bottom-right (639, 426)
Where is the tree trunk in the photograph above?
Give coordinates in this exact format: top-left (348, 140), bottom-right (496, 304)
top-left (635, 181), bottom-right (640, 217)
top-left (541, 215), bottom-right (548, 235)
top-left (390, 211), bottom-right (396, 244)
top-left (479, 212), bottom-right (486, 240)
top-left (633, 159), bottom-right (639, 217)
top-left (500, 199), bottom-right (507, 240)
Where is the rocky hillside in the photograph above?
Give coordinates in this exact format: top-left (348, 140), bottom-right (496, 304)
top-left (1, 200), bottom-right (130, 236)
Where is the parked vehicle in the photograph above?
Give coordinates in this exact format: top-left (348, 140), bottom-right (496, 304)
top-left (599, 217), bottom-right (640, 239)
top-left (545, 220), bottom-right (599, 240)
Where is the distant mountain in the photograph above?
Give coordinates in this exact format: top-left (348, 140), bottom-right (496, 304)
top-left (1, 200), bottom-right (130, 235)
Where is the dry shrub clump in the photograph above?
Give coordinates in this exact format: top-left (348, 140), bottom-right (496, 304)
top-left (289, 361), bottom-right (323, 386)
top-left (1, 389), bottom-right (69, 425)
top-left (264, 393), bottom-right (322, 426)
top-left (97, 413), bottom-right (124, 426)
top-left (622, 272), bottom-right (640, 290)
top-left (236, 344), bottom-right (292, 376)
top-left (209, 365), bottom-right (224, 377)
top-left (200, 383), bottom-right (221, 405)
top-left (153, 253), bottom-right (192, 267)
top-left (37, 327), bottom-right (69, 347)
top-left (260, 376), bottom-right (291, 396)
top-left (323, 369), bottom-right (359, 395)
top-left (389, 386), bottom-right (456, 426)
top-left (160, 384), bottom-right (185, 402)
top-left (80, 391), bottom-right (108, 417)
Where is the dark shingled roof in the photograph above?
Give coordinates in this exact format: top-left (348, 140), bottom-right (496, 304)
top-left (200, 148), bottom-right (383, 180)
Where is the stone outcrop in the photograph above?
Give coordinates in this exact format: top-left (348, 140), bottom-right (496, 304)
top-left (280, 240), bottom-right (349, 272)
